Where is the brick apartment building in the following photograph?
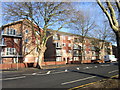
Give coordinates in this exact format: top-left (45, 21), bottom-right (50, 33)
top-left (0, 19), bottom-right (113, 69)
top-left (45, 30), bottom-right (113, 64)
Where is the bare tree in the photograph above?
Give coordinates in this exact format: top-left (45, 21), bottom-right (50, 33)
top-left (90, 23), bottom-right (111, 60)
top-left (96, 0), bottom-right (120, 78)
top-left (69, 10), bottom-right (96, 62)
top-left (3, 2), bottom-right (72, 69)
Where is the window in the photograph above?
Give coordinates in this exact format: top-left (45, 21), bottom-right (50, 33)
top-left (1, 38), bottom-right (5, 45)
top-left (6, 28), bottom-right (16, 35)
top-left (25, 48), bottom-right (29, 53)
top-left (74, 57), bottom-right (79, 61)
top-left (56, 50), bottom-right (62, 56)
top-left (68, 43), bottom-right (72, 47)
top-left (25, 38), bottom-right (29, 43)
top-left (13, 58), bottom-right (18, 63)
top-left (35, 31), bottom-right (40, 35)
top-left (63, 50), bottom-right (66, 54)
top-left (6, 48), bottom-right (16, 55)
top-left (53, 34), bottom-right (60, 40)
top-left (68, 37), bottom-right (71, 40)
top-left (69, 57), bottom-right (72, 61)
top-left (73, 50), bottom-right (79, 55)
top-left (56, 42), bottom-right (61, 48)
top-left (74, 44), bottom-right (79, 49)
top-left (63, 43), bottom-right (66, 47)
top-left (56, 57), bottom-right (61, 61)
top-left (25, 30), bottom-right (29, 34)
top-left (35, 47), bottom-right (39, 52)
top-left (68, 50), bottom-right (72, 53)
top-left (13, 29), bottom-right (16, 35)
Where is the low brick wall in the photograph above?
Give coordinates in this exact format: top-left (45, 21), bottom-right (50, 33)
top-left (42, 61), bottom-right (66, 66)
top-left (81, 60), bottom-right (91, 63)
top-left (0, 63), bottom-right (26, 70)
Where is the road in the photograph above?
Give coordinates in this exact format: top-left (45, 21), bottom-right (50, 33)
top-left (2, 63), bottom-right (118, 89)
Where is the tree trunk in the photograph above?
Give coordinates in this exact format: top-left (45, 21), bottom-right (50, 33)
top-left (116, 32), bottom-right (120, 79)
top-left (36, 46), bottom-right (47, 69)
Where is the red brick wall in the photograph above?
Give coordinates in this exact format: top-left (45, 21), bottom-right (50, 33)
top-left (81, 60), bottom-right (91, 63)
top-left (41, 61), bottom-right (66, 66)
top-left (0, 63), bottom-right (26, 70)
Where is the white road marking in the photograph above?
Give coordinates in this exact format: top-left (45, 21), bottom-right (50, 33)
top-left (76, 67), bottom-right (80, 70)
top-left (101, 65), bottom-right (110, 67)
top-left (109, 70), bottom-right (118, 74)
top-left (65, 69), bottom-right (68, 72)
top-left (52, 71), bottom-right (68, 74)
top-left (46, 71), bottom-right (51, 74)
top-left (95, 66), bottom-right (98, 68)
top-left (32, 73), bottom-right (37, 75)
top-left (61, 76), bottom-right (96, 85)
top-left (84, 67), bottom-right (92, 69)
top-left (0, 76), bottom-right (26, 81)
top-left (37, 71), bottom-right (68, 75)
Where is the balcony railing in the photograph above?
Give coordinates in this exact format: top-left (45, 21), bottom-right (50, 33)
top-left (73, 54), bottom-right (81, 56)
top-left (2, 31), bottom-right (22, 38)
top-left (92, 54), bottom-right (98, 56)
top-left (1, 52), bottom-right (22, 58)
top-left (0, 42), bottom-right (6, 47)
top-left (73, 47), bottom-right (81, 50)
top-left (56, 53), bottom-right (62, 56)
top-left (56, 44), bottom-right (62, 49)
top-left (91, 47), bottom-right (96, 51)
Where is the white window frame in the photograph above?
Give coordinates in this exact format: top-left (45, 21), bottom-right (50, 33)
top-left (56, 49), bottom-right (62, 56)
top-left (25, 48), bottom-right (29, 53)
top-left (25, 30), bottom-right (29, 34)
top-left (74, 57), bottom-right (79, 61)
top-left (6, 28), bottom-right (16, 35)
top-left (63, 43), bottom-right (66, 47)
top-left (6, 48), bottom-right (16, 55)
top-left (68, 43), bottom-right (72, 47)
top-left (25, 38), bottom-right (29, 43)
top-left (68, 50), bottom-right (72, 53)
top-left (68, 37), bottom-right (71, 40)
top-left (56, 57), bottom-right (61, 61)
top-left (62, 50), bottom-right (66, 54)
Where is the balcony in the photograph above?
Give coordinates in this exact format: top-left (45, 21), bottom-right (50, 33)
top-left (2, 33), bottom-right (22, 38)
top-left (73, 44), bottom-right (81, 50)
top-left (1, 52), bottom-right (22, 58)
top-left (73, 54), bottom-right (81, 56)
top-left (0, 39), bottom-right (6, 47)
top-left (55, 43), bottom-right (62, 49)
top-left (92, 54), bottom-right (98, 56)
top-left (0, 43), bottom-right (6, 47)
top-left (73, 46), bottom-right (81, 50)
top-left (56, 46), bottom-right (62, 49)
top-left (56, 53), bottom-right (62, 56)
top-left (91, 47), bottom-right (96, 51)
top-left (1, 31), bottom-right (22, 38)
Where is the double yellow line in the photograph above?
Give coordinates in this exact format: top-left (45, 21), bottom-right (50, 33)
top-left (68, 75), bottom-right (118, 90)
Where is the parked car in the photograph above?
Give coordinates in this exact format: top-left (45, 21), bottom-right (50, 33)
top-left (104, 55), bottom-right (117, 63)
top-left (91, 59), bottom-right (103, 64)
